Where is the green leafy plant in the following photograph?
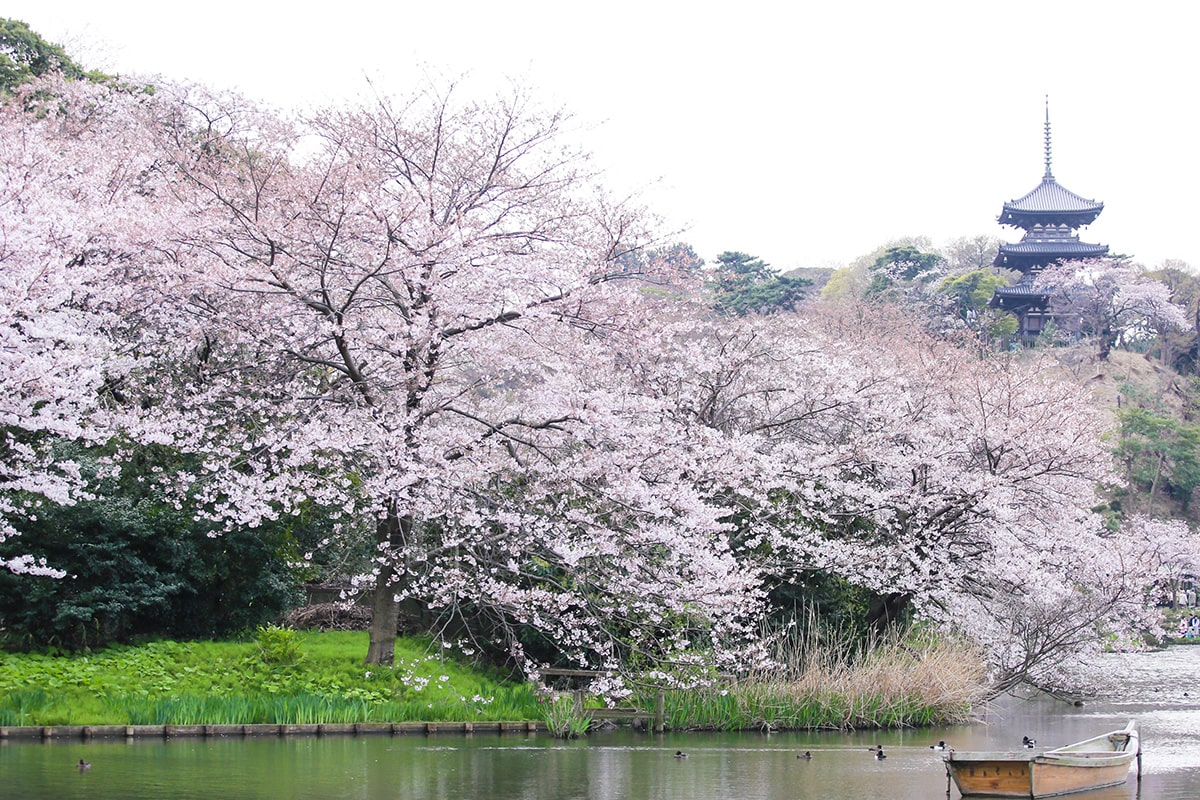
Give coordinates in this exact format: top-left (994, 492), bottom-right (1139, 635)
top-left (255, 624), bottom-right (303, 667)
top-left (542, 694), bottom-right (591, 739)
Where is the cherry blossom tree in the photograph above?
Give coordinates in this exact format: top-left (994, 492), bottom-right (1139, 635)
top-left (1123, 516), bottom-right (1200, 609)
top-left (1035, 259), bottom-right (1192, 360)
top-left (0, 76), bottom-right (184, 576)
top-left (627, 302), bottom-right (1160, 689)
top-left (963, 514), bottom-right (1200, 694)
top-left (127, 82), bottom-right (767, 673)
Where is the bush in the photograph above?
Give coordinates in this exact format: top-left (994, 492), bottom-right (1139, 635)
top-left (255, 624), bottom-right (303, 666)
top-left (0, 443), bottom-right (304, 650)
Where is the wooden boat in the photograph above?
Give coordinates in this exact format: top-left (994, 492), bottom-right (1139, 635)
top-left (944, 720), bottom-right (1139, 798)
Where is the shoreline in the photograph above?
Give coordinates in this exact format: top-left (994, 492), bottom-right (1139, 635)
top-left (0, 720), bottom-right (546, 741)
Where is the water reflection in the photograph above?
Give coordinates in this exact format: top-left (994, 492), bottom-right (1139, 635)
top-left (4, 648), bottom-right (1199, 799)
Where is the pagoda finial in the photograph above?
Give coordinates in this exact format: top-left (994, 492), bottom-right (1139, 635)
top-left (1043, 95), bottom-right (1053, 180)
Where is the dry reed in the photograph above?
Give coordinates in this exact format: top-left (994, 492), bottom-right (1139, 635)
top-left (647, 621), bottom-right (987, 731)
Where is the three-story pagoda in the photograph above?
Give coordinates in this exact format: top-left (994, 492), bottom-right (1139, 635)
top-left (989, 101), bottom-right (1108, 337)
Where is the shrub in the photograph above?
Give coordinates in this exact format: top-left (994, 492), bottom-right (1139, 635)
top-left (255, 624), bottom-right (303, 667)
top-left (0, 443), bottom-right (304, 650)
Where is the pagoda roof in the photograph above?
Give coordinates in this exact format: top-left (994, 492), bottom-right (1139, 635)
top-left (997, 240), bottom-right (1109, 257)
top-left (989, 284), bottom-right (1047, 310)
top-left (988, 273), bottom-right (1047, 309)
top-left (993, 239), bottom-right (1109, 271)
top-left (998, 177), bottom-right (1104, 227)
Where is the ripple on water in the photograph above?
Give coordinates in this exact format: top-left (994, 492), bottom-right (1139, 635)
top-left (1086, 647), bottom-right (1200, 781)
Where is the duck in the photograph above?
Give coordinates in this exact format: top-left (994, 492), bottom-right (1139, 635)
top-left (797, 750), bottom-right (813, 760)
top-left (929, 740), bottom-right (946, 751)
top-left (867, 745), bottom-right (883, 752)
top-left (674, 750), bottom-right (689, 759)
top-left (1022, 736), bottom-right (1037, 749)
top-left (874, 747), bottom-right (887, 760)
top-left (76, 759), bottom-right (91, 771)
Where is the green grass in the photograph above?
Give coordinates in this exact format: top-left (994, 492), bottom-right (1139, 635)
top-left (0, 631), bottom-right (542, 726)
top-left (1, 628), bottom-right (988, 731)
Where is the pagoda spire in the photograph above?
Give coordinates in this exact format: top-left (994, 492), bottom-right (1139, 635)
top-left (1043, 95), bottom-right (1053, 180)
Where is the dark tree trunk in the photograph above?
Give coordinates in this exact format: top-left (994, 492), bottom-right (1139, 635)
top-left (365, 501), bottom-right (407, 666)
top-left (1098, 324), bottom-right (1114, 361)
top-left (865, 592), bottom-right (912, 637)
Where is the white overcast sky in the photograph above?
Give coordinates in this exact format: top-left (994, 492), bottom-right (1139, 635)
top-left (10, 1), bottom-right (1200, 271)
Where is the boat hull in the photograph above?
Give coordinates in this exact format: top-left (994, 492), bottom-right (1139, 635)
top-left (946, 756), bottom-right (1034, 797)
top-left (1030, 756), bottom-right (1133, 797)
top-left (945, 722), bottom-right (1138, 799)
top-left (946, 754), bottom-right (1135, 798)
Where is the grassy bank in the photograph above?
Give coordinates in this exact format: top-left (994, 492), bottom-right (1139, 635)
top-left (0, 630), bottom-right (539, 726)
top-left (1, 629), bottom-right (987, 731)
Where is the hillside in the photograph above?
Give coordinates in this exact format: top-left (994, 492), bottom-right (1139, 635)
top-left (1054, 347), bottom-right (1189, 424)
top-left (1049, 345), bottom-right (1197, 521)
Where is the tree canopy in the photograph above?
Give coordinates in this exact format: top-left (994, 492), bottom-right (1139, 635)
top-left (0, 18), bottom-right (88, 93)
top-left (710, 251), bottom-right (810, 315)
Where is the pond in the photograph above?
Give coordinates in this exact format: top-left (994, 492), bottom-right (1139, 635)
top-left (5, 646), bottom-right (1199, 799)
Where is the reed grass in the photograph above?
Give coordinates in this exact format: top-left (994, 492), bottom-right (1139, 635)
top-left (634, 622), bottom-right (987, 731)
top-left (0, 687), bottom-right (52, 726)
top-left (542, 695), bottom-right (592, 739)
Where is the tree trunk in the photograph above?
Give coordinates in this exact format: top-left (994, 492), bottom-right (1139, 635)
top-left (865, 592), bottom-right (911, 637)
top-left (1190, 305), bottom-right (1200, 376)
top-left (1148, 452), bottom-right (1165, 510)
top-left (365, 501), bottom-right (407, 666)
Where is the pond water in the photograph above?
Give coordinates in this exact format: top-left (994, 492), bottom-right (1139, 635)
top-left (4, 646), bottom-right (1199, 799)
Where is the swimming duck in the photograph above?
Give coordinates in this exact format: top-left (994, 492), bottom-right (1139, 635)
top-left (929, 741), bottom-right (946, 751)
top-left (867, 745), bottom-right (883, 752)
top-left (797, 751), bottom-right (813, 760)
top-left (76, 759), bottom-right (91, 771)
top-left (1022, 736), bottom-right (1037, 749)
top-left (874, 748), bottom-right (887, 760)
top-left (674, 750), bottom-right (689, 759)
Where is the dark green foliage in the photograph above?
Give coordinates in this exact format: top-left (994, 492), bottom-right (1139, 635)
top-left (865, 246), bottom-right (945, 299)
top-left (765, 573), bottom-right (880, 643)
top-left (711, 251), bottom-right (810, 315)
top-left (872, 246), bottom-right (943, 280)
top-left (1114, 407), bottom-right (1200, 513)
top-left (0, 18), bottom-right (86, 93)
top-left (0, 444), bottom-right (304, 650)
